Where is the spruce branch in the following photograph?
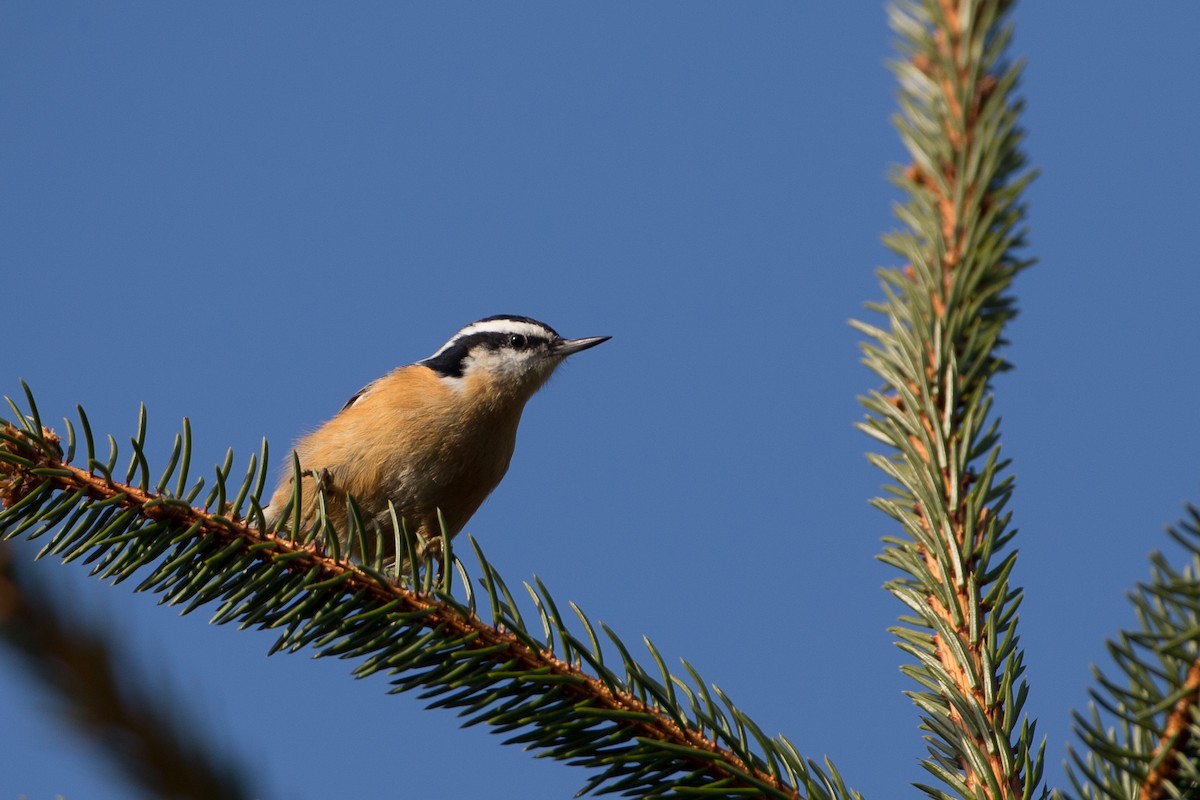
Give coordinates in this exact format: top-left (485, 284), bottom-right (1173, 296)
top-left (1066, 504), bottom-right (1200, 800)
top-left (0, 389), bottom-right (857, 800)
top-left (857, 1), bottom-right (1039, 799)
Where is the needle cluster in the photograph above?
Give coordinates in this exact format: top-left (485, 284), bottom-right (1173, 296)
top-left (854, 2), bottom-right (1041, 799)
top-left (0, 385), bottom-right (856, 800)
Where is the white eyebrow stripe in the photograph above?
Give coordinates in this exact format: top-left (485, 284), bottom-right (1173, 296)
top-left (425, 319), bottom-right (556, 360)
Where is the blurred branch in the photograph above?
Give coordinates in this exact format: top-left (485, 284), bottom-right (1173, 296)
top-left (0, 542), bottom-right (255, 800)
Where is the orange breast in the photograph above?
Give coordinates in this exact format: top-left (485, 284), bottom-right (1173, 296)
top-left (270, 364), bottom-right (532, 551)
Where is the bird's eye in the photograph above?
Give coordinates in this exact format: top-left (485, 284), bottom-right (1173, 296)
top-left (508, 333), bottom-right (528, 349)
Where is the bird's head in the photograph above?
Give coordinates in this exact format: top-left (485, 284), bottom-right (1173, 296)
top-left (419, 315), bottom-right (610, 398)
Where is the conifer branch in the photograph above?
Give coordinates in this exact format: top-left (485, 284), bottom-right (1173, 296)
top-left (858, 1), bottom-right (1039, 799)
top-left (1141, 659), bottom-right (1200, 800)
top-left (1067, 504), bottom-right (1200, 800)
top-left (0, 393), bottom-right (856, 800)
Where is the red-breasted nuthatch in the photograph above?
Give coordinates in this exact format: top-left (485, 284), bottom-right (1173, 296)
top-left (263, 315), bottom-right (609, 561)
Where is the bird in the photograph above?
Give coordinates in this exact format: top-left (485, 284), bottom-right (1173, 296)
top-left (262, 315), bottom-right (609, 565)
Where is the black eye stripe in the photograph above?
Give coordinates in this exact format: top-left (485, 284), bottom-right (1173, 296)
top-left (418, 331), bottom-right (551, 378)
top-left (469, 332), bottom-right (547, 351)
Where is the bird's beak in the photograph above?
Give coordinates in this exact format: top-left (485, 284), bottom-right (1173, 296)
top-left (553, 335), bottom-right (611, 357)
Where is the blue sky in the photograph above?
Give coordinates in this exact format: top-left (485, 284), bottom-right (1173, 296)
top-left (2, 3), bottom-right (1199, 798)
